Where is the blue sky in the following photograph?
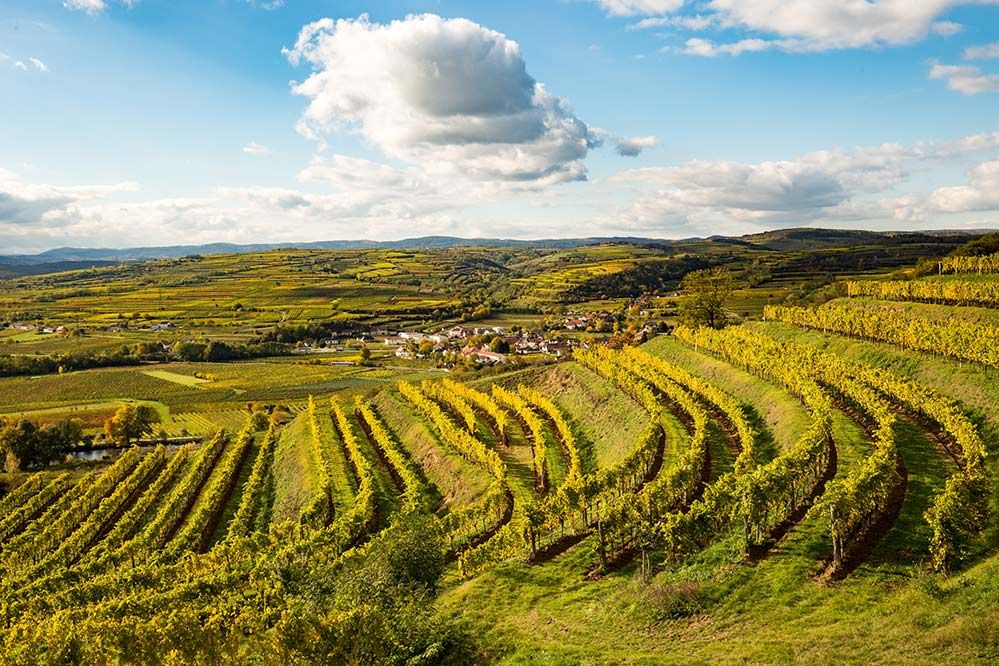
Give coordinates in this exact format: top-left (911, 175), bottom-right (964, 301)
top-left (2, 0), bottom-right (999, 251)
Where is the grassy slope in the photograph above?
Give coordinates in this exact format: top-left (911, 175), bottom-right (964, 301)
top-left (542, 424), bottom-right (570, 490)
top-left (872, 418), bottom-right (952, 569)
top-left (642, 335), bottom-right (808, 454)
top-left (0, 360), bottom-right (437, 443)
top-left (657, 325), bottom-right (959, 570)
top-left (348, 407), bottom-right (403, 521)
top-left (370, 390), bottom-right (491, 511)
top-left (436, 333), bottom-right (999, 664)
top-left (141, 370), bottom-right (210, 387)
top-left (207, 432), bottom-right (262, 545)
top-left (481, 412), bottom-right (538, 507)
top-left (753, 321), bottom-right (999, 432)
top-left (488, 363), bottom-right (647, 471)
top-left (270, 412), bottom-right (317, 524)
top-left (315, 407), bottom-right (357, 508)
top-left (832, 296), bottom-right (999, 326)
top-left (755, 321), bottom-right (999, 550)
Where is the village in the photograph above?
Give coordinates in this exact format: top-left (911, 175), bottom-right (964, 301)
top-left (384, 325), bottom-right (575, 364)
top-left (291, 305), bottom-right (662, 366)
top-left (1, 298), bottom-right (664, 371)
top-left (290, 323), bottom-right (579, 365)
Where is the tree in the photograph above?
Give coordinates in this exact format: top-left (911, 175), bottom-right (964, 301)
top-left (3, 450), bottom-right (19, 474)
top-left (40, 419), bottom-right (83, 453)
top-left (131, 341), bottom-right (163, 357)
top-left (678, 267), bottom-right (735, 329)
top-left (249, 407), bottom-right (270, 431)
top-left (0, 417), bottom-right (79, 471)
top-left (949, 231), bottom-right (999, 258)
top-left (742, 259), bottom-right (771, 288)
top-left (203, 340), bottom-right (234, 362)
top-left (171, 340), bottom-right (208, 362)
top-left (489, 337), bottom-right (510, 354)
top-left (1, 419), bottom-right (38, 472)
top-left (104, 404), bottom-right (157, 446)
top-left (276, 515), bottom-right (471, 664)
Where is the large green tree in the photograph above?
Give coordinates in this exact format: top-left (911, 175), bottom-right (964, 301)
top-left (104, 404), bottom-right (157, 446)
top-left (0, 417), bottom-right (81, 471)
top-left (678, 267), bottom-right (735, 329)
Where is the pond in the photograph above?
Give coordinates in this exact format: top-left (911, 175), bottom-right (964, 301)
top-left (64, 441), bottom-right (194, 464)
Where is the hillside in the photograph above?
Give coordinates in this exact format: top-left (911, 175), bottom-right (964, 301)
top-left (0, 240), bottom-right (997, 663)
top-left (0, 228), bottom-right (986, 280)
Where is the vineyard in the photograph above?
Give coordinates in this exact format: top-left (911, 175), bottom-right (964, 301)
top-left (0, 248), bottom-right (997, 663)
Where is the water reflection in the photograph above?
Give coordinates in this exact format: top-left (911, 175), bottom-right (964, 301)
top-left (65, 442), bottom-right (193, 464)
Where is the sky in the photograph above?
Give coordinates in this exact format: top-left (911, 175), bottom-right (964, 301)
top-left (2, 1), bottom-right (999, 252)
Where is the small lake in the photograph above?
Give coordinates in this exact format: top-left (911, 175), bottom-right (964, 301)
top-left (64, 441), bottom-right (194, 463)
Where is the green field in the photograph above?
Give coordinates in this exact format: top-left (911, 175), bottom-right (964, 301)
top-left (141, 369), bottom-right (211, 387)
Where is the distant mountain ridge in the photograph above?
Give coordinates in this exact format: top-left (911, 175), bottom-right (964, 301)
top-left (0, 236), bottom-right (688, 264)
top-left (0, 228), bottom-right (993, 266)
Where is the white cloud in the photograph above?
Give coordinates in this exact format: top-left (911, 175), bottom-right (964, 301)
top-left (7, 129), bottom-right (999, 250)
top-left (242, 141), bottom-right (271, 155)
top-left (0, 168), bottom-right (138, 226)
top-left (964, 42), bottom-right (999, 60)
top-left (284, 14), bottom-right (600, 186)
top-left (64, 0), bottom-right (136, 14)
top-left (64, 0), bottom-right (106, 13)
top-left (0, 178), bottom-right (480, 253)
top-left (929, 63), bottom-right (999, 95)
top-left (0, 157), bottom-right (487, 251)
top-left (296, 154), bottom-right (516, 221)
top-left (600, 130), bottom-right (999, 233)
top-left (1, 52), bottom-right (47, 73)
top-left (615, 135), bottom-right (659, 157)
top-left (298, 154), bottom-right (413, 190)
top-left (629, 15), bottom-right (715, 30)
top-left (615, 160), bottom-right (847, 214)
top-left (591, 0), bottom-right (685, 17)
top-left (223, 182), bottom-right (463, 227)
top-left (924, 160), bottom-right (999, 213)
top-left (931, 20), bottom-right (963, 37)
top-left (935, 131), bottom-right (999, 156)
top-left (682, 37), bottom-right (778, 56)
top-left (702, 0), bottom-right (994, 51)
top-left (624, 1), bottom-right (997, 55)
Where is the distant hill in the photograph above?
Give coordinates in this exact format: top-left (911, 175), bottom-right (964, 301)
top-left (736, 228), bottom-right (992, 252)
top-left (1, 236), bottom-right (667, 264)
top-left (0, 229), bottom-right (993, 276)
top-left (0, 260), bottom-right (119, 279)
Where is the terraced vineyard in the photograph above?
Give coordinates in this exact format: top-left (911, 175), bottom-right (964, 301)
top-left (1, 247), bottom-right (998, 664)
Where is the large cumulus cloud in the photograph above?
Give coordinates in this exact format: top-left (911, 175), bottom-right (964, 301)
top-left (283, 14), bottom-right (601, 185)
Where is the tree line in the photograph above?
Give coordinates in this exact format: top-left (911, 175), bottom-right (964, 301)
top-left (0, 339), bottom-right (290, 379)
top-left (1, 403), bottom-right (160, 472)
